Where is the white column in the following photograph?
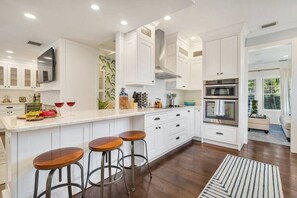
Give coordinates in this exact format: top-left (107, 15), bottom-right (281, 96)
top-left (290, 38), bottom-right (297, 153)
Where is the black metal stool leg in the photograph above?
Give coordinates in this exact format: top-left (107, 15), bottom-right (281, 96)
top-left (75, 161), bottom-right (85, 198)
top-left (108, 151), bottom-right (112, 182)
top-left (143, 139), bottom-right (153, 178)
top-left (45, 169), bottom-right (56, 198)
top-left (67, 165), bottom-right (72, 198)
top-left (101, 152), bottom-right (106, 198)
top-left (85, 151), bottom-right (92, 190)
top-left (33, 170), bottom-right (39, 198)
top-left (131, 141), bottom-right (135, 192)
top-left (119, 148), bottom-right (130, 195)
top-left (113, 149), bottom-right (120, 181)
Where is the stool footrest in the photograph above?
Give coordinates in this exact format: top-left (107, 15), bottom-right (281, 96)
top-left (87, 165), bottom-right (124, 187)
top-left (118, 154), bottom-right (149, 169)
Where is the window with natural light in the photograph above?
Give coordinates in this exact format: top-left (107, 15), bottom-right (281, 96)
top-left (263, 78), bottom-right (281, 110)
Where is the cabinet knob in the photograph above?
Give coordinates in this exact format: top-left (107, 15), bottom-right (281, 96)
top-left (176, 137), bottom-right (180, 140)
top-left (159, 126), bottom-right (161, 129)
top-left (152, 80), bottom-right (154, 83)
top-left (154, 117), bottom-right (160, 121)
top-left (155, 127), bottom-right (158, 129)
top-left (188, 110), bottom-right (190, 112)
top-left (176, 124), bottom-right (180, 127)
top-left (217, 73), bottom-right (219, 75)
top-left (182, 85), bottom-right (186, 88)
top-left (221, 72), bottom-right (223, 75)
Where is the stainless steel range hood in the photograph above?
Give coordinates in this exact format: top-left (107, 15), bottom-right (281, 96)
top-left (155, 29), bottom-right (181, 79)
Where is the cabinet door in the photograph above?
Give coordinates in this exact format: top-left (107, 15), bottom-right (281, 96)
top-left (176, 57), bottom-right (190, 89)
top-left (190, 58), bottom-right (203, 90)
top-left (186, 109), bottom-right (194, 139)
top-left (125, 37), bottom-right (137, 84)
top-left (220, 36), bottom-right (238, 76)
top-left (23, 69), bottom-right (32, 89)
top-left (194, 109), bottom-right (202, 137)
top-left (137, 38), bottom-right (155, 85)
top-left (0, 65), bottom-right (6, 88)
top-left (145, 125), bottom-right (158, 160)
top-left (204, 40), bottom-right (220, 78)
top-left (7, 66), bottom-right (19, 88)
top-left (155, 124), bottom-right (167, 154)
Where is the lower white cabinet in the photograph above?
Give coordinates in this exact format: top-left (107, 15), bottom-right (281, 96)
top-left (203, 123), bottom-right (237, 145)
top-left (194, 108), bottom-right (202, 137)
top-left (0, 104), bottom-right (25, 116)
top-left (144, 108), bottom-right (194, 161)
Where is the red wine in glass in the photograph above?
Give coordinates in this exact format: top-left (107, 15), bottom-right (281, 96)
top-left (55, 102), bottom-right (64, 108)
top-left (67, 102), bottom-right (75, 107)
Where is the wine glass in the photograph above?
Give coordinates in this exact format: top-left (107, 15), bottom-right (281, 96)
top-left (67, 96), bottom-right (75, 116)
top-left (54, 98), bottom-right (64, 116)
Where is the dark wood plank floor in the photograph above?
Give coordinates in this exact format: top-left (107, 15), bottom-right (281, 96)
top-left (77, 140), bottom-right (297, 198)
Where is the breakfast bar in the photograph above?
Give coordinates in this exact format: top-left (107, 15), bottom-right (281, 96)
top-left (1, 106), bottom-right (198, 198)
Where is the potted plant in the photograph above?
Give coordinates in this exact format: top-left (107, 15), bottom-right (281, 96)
top-left (251, 100), bottom-right (258, 117)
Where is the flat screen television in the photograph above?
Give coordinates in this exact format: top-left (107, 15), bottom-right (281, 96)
top-left (37, 47), bottom-right (56, 83)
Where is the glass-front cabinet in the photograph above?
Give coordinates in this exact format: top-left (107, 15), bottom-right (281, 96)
top-left (8, 66), bottom-right (19, 88)
top-left (0, 65), bottom-right (6, 88)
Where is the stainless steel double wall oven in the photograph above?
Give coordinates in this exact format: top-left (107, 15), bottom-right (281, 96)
top-left (203, 78), bottom-right (239, 126)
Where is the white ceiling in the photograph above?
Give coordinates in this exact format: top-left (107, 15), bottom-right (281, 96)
top-left (248, 44), bottom-right (291, 65)
top-left (157, 0), bottom-right (297, 41)
top-left (0, 0), bottom-right (193, 60)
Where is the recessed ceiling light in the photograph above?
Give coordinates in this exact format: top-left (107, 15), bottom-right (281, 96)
top-left (7, 56), bottom-right (12, 59)
top-left (283, 55), bottom-right (289, 58)
top-left (191, 37), bottom-right (197, 40)
top-left (120, 20), bottom-right (128, 25)
top-left (6, 50), bottom-right (14, 54)
top-left (32, 60), bottom-right (36, 62)
top-left (91, 4), bottom-right (100, 10)
top-left (24, 13), bottom-right (36, 19)
top-left (164, 16), bottom-right (171, 21)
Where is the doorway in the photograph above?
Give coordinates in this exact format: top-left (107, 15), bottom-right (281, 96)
top-left (247, 44), bottom-right (292, 146)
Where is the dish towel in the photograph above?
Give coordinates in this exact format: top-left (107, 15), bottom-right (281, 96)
top-left (215, 100), bottom-right (225, 116)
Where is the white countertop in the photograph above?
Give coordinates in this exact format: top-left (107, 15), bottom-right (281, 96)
top-left (0, 102), bottom-right (28, 105)
top-left (0, 106), bottom-right (201, 133)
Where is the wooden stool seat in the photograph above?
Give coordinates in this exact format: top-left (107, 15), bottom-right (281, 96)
top-left (119, 131), bottom-right (146, 141)
top-left (33, 147), bottom-right (84, 170)
top-left (89, 137), bottom-right (123, 152)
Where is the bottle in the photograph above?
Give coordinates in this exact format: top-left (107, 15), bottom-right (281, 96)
top-left (33, 94), bottom-right (36, 103)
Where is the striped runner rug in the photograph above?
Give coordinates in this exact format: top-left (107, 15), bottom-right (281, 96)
top-left (199, 154), bottom-right (283, 198)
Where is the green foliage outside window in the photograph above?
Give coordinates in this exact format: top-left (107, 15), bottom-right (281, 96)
top-left (263, 78), bottom-right (280, 110)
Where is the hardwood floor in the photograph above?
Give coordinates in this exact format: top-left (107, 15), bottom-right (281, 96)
top-left (76, 140), bottom-right (297, 198)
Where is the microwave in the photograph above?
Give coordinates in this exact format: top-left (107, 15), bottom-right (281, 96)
top-left (204, 79), bottom-right (239, 99)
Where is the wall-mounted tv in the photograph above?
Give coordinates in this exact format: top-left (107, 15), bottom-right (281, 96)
top-left (37, 47), bottom-right (56, 83)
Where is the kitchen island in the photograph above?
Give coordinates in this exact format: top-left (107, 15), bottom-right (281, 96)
top-left (1, 106), bottom-right (201, 198)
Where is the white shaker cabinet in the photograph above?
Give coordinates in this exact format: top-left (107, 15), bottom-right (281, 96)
top-left (0, 65), bottom-right (7, 89)
top-left (7, 66), bottom-right (20, 89)
top-left (220, 36), bottom-right (238, 77)
top-left (124, 25), bottom-right (155, 86)
top-left (194, 108), bottom-right (202, 138)
top-left (189, 57), bottom-right (203, 90)
top-left (176, 56), bottom-right (190, 89)
top-left (204, 35), bottom-right (238, 80)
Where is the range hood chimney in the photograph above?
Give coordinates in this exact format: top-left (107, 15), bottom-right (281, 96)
top-left (155, 29), bottom-right (181, 79)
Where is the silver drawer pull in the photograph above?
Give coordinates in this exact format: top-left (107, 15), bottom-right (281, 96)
top-left (176, 124), bottom-right (180, 127)
top-left (154, 117), bottom-right (160, 121)
top-left (216, 132), bottom-right (224, 135)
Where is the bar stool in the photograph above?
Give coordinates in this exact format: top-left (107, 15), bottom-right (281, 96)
top-left (118, 130), bottom-right (152, 192)
top-left (85, 137), bottom-right (129, 198)
top-left (33, 147), bottom-right (85, 198)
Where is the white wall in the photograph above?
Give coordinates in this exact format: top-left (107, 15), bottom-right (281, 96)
top-left (248, 69), bottom-right (281, 124)
top-left (39, 39), bottom-right (98, 112)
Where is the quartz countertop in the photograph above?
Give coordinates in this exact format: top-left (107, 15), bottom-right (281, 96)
top-left (1, 106), bottom-right (201, 133)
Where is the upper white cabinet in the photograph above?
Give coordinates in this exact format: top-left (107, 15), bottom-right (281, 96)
top-left (124, 25), bottom-right (155, 86)
top-left (0, 60), bottom-right (37, 90)
top-left (190, 57), bottom-right (203, 90)
top-left (203, 35), bottom-right (238, 80)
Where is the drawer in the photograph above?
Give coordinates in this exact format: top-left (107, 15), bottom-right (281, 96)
top-left (168, 130), bottom-right (187, 147)
top-left (145, 113), bottom-right (167, 127)
top-left (204, 124), bottom-right (237, 145)
top-left (167, 109), bottom-right (190, 121)
top-left (166, 119), bottom-right (186, 135)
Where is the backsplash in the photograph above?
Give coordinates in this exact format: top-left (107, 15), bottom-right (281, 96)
top-left (124, 79), bottom-right (201, 107)
top-left (0, 90), bottom-right (34, 103)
